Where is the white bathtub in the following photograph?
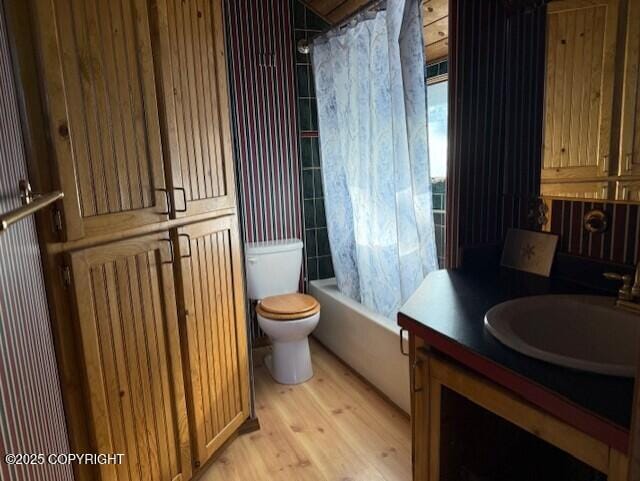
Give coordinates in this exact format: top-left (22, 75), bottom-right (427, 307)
top-left (309, 278), bottom-right (410, 413)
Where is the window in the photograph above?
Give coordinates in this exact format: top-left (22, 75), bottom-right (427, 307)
top-left (427, 80), bottom-right (448, 179)
top-left (426, 61), bottom-right (448, 268)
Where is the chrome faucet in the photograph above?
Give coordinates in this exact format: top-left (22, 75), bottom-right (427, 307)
top-left (604, 264), bottom-right (640, 312)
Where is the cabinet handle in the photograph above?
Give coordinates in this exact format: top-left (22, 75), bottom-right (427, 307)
top-left (179, 233), bottom-right (193, 259)
top-left (160, 238), bottom-right (175, 265)
top-left (625, 153), bottom-right (633, 172)
top-left (174, 187), bottom-right (187, 213)
top-left (156, 188), bottom-right (171, 215)
top-left (399, 328), bottom-right (409, 356)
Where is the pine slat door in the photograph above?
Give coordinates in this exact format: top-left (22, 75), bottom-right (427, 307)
top-left (542, 0), bottom-right (619, 183)
top-left (30, 0), bottom-right (169, 241)
top-left (174, 216), bottom-right (250, 465)
top-left (540, 181), bottom-right (609, 199)
top-left (151, 0), bottom-right (237, 219)
top-left (619, 0), bottom-right (640, 177)
top-left (616, 180), bottom-right (640, 201)
top-left (67, 233), bottom-right (192, 481)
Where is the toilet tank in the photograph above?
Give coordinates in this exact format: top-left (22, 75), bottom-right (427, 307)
top-left (245, 239), bottom-right (303, 300)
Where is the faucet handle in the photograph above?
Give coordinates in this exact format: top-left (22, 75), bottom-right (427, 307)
top-left (604, 272), bottom-right (634, 301)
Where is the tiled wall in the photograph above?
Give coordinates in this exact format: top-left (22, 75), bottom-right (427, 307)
top-left (292, 0), bottom-right (334, 286)
top-left (228, 1), bottom-right (449, 286)
top-left (296, 3), bottom-right (448, 276)
top-left (549, 199), bottom-right (640, 267)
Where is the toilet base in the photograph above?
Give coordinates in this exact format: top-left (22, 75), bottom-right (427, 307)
top-left (264, 337), bottom-right (314, 385)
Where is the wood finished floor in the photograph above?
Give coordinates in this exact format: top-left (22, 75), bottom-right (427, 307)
top-left (201, 338), bottom-right (412, 481)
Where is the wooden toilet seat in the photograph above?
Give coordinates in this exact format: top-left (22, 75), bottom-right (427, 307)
top-left (256, 293), bottom-right (320, 321)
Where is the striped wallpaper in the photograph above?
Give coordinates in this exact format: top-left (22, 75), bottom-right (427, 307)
top-left (550, 199), bottom-right (640, 266)
top-left (225, 0), bottom-right (302, 344)
top-left (225, 0), bottom-right (302, 245)
top-left (0, 4), bottom-right (73, 480)
top-left (446, 0), bottom-right (546, 267)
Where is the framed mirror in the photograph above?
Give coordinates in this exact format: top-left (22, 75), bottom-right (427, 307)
top-left (540, 0), bottom-right (640, 203)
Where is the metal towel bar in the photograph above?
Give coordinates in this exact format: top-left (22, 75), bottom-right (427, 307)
top-left (0, 180), bottom-right (63, 232)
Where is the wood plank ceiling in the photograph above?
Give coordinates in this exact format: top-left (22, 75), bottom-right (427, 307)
top-left (305, 0), bottom-right (449, 64)
top-left (423, 0), bottom-right (448, 63)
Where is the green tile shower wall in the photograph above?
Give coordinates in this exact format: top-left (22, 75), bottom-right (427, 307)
top-left (293, 0), bottom-right (334, 286)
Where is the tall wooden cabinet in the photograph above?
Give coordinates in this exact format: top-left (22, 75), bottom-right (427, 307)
top-left (10, 0), bottom-right (251, 479)
top-left (67, 234), bottom-right (193, 481)
top-left (30, 0), bottom-right (170, 241)
top-left (152, 0), bottom-right (237, 218)
top-left (174, 216), bottom-right (249, 464)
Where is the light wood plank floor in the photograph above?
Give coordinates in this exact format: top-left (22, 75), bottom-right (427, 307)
top-left (202, 338), bottom-right (412, 481)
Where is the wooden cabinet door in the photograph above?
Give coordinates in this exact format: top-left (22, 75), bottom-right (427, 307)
top-left (619, 0), bottom-right (640, 176)
top-left (30, 0), bottom-right (170, 241)
top-left (173, 215), bottom-right (250, 465)
top-left (68, 233), bottom-right (192, 481)
top-left (616, 180), bottom-right (640, 201)
top-left (151, 0), bottom-right (237, 219)
top-left (542, 0), bottom-right (619, 181)
top-left (410, 335), bottom-right (430, 481)
top-left (540, 180), bottom-right (609, 199)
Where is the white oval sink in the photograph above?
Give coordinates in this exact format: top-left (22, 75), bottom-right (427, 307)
top-left (485, 295), bottom-right (639, 377)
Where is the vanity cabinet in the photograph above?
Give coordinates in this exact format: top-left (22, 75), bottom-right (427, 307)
top-left (10, 0), bottom-right (251, 479)
top-left (409, 335), bottom-right (629, 481)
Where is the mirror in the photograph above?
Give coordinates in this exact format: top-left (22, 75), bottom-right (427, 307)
top-left (540, 0), bottom-right (640, 203)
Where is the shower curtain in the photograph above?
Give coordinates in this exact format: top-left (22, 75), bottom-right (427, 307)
top-left (312, 0), bottom-right (438, 319)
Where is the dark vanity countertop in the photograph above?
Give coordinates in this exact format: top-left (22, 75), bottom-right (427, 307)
top-left (398, 267), bottom-right (634, 452)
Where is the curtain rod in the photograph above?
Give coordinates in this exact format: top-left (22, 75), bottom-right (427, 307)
top-left (297, 0), bottom-right (386, 54)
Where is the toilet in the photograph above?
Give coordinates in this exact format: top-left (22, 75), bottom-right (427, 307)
top-left (245, 239), bottom-right (320, 384)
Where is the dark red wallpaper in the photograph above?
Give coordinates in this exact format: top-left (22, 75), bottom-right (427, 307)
top-left (0, 5), bottom-right (73, 480)
top-left (225, 0), bottom-right (302, 245)
top-left (550, 199), bottom-right (640, 267)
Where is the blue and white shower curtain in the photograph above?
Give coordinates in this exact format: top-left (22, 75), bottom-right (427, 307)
top-left (312, 0), bottom-right (438, 318)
